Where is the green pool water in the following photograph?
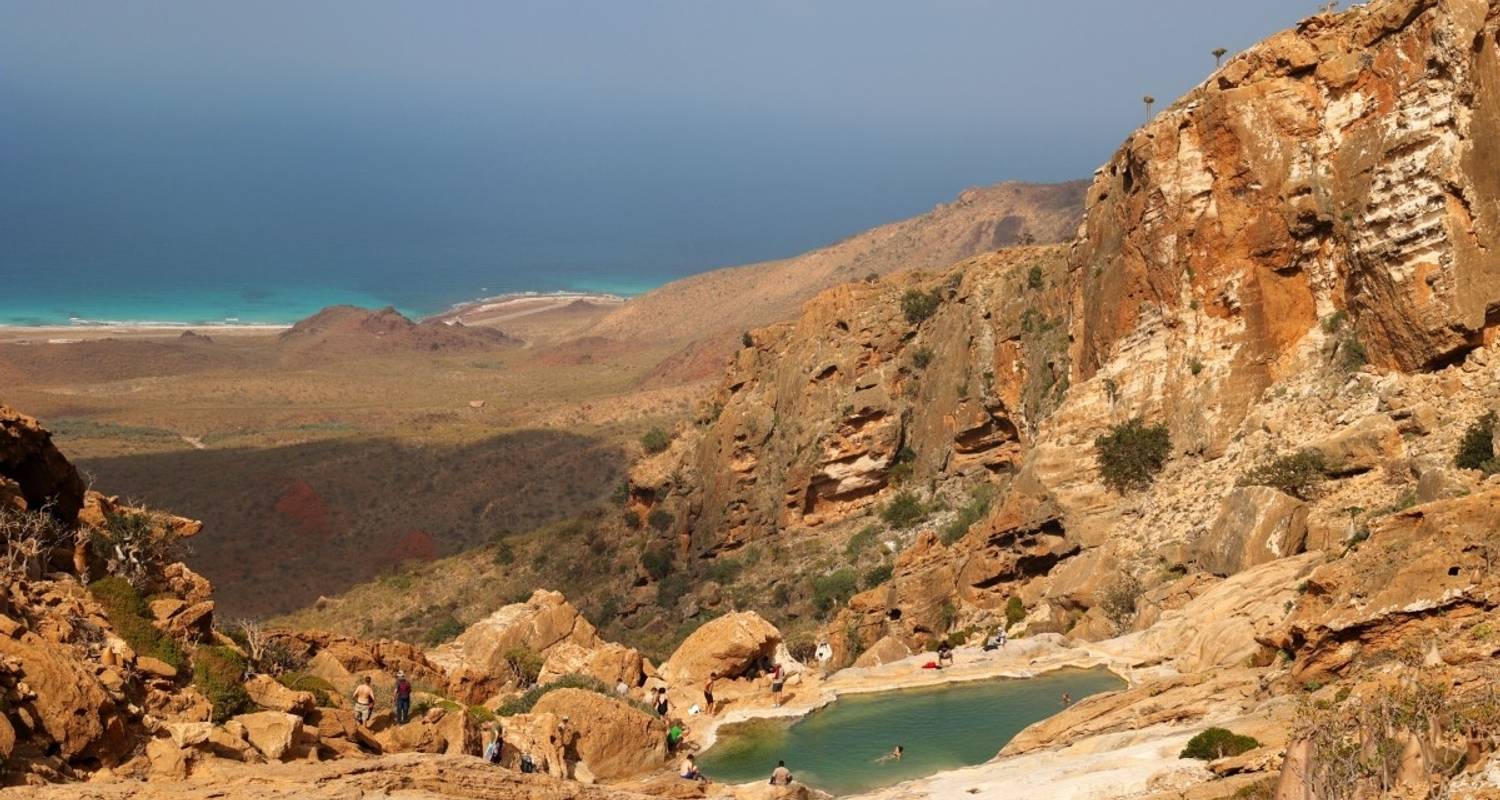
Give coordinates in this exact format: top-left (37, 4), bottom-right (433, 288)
top-left (695, 667), bottom-right (1124, 797)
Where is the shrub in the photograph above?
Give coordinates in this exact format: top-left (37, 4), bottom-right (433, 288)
top-left (862, 562), bottom-right (893, 589)
top-left (647, 508), bottom-right (675, 532)
top-left (901, 289), bottom-right (941, 325)
top-left (277, 671), bottom-right (335, 707)
top-left (621, 511), bottom-right (642, 530)
top-left (641, 548), bottom-right (673, 581)
top-left (741, 331), bottom-right (754, 348)
top-left (707, 557), bottom-right (743, 585)
top-left (503, 647), bottom-right (543, 688)
top-left (1321, 310), bottom-right (1348, 333)
top-left (845, 525), bottom-right (881, 559)
top-left (1095, 418), bottom-right (1171, 493)
top-left (1336, 335), bottom-right (1368, 372)
top-left (911, 347), bottom-right (934, 369)
top-left (499, 674), bottom-right (621, 716)
top-left (92, 511), bottom-right (182, 589)
top-left (844, 622), bottom-right (866, 660)
top-left (640, 428), bottom-right (672, 455)
top-left (425, 614), bottom-right (465, 645)
top-left (1005, 595), bottom-right (1026, 628)
top-left (1239, 449), bottom-right (1330, 500)
top-left (1455, 411), bottom-right (1500, 474)
top-left (940, 600), bottom-right (958, 632)
top-left (880, 490), bottom-right (927, 529)
top-left (786, 633), bottom-right (816, 663)
top-left (656, 574), bottom-right (690, 608)
top-left (1189, 359), bottom-right (1204, 376)
top-left (1099, 573), bottom-right (1143, 628)
top-left (493, 541), bottom-right (515, 565)
top-left (194, 646), bottom-right (252, 722)
top-left (89, 576), bottom-right (185, 671)
top-left (811, 569), bottom-right (858, 617)
top-left (940, 485), bottom-right (994, 544)
top-left (1027, 264), bottom-right (1044, 290)
top-left (1179, 727), bottom-right (1261, 760)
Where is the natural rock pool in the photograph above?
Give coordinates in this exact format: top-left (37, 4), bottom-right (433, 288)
top-left (695, 667), bottom-right (1125, 797)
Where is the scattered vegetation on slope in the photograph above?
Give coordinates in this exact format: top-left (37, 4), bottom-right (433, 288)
top-left (1095, 418), bottom-right (1171, 493)
top-left (1238, 450), bottom-right (1330, 500)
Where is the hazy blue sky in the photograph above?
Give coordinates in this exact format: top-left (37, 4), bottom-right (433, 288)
top-left (1, 1), bottom-right (1317, 317)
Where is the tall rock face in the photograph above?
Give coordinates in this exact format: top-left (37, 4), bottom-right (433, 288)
top-left (0, 404), bottom-right (86, 522)
top-left (633, 247), bottom-right (1073, 554)
top-left (1073, 0), bottom-right (1500, 446)
top-left (642, 0), bottom-right (1500, 658)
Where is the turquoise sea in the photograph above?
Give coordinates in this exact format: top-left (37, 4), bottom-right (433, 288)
top-left (0, 273), bottom-right (668, 328)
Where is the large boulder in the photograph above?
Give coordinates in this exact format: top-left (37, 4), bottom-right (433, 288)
top-left (531, 688), bottom-right (667, 780)
top-left (373, 706), bottom-right (471, 756)
top-left (0, 631), bottom-right (126, 761)
top-left (1310, 414), bottom-right (1404, 476)
top-left (427, 590), bottom-right (603, 700)
top-left (1191, 486), bottom-right (1308, 576)
top-left (243, 674), bottom-right (316, 715)
top-left (228, 711), bottom-right (302, 761)
top-left (538, 641), bottom-right (646, 689)
top-left (852, 635), bottom-right (912, 668)
top-left (659, 611), bottom-right (780, 689)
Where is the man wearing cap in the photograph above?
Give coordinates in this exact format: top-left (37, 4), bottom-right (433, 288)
top-left (394, 670), bottom-right (413, 724)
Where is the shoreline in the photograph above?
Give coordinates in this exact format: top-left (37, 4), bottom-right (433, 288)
top-left (0, 290), bottom-right (629, 343)
top-left (693, 634), bottom-right (1130, 753)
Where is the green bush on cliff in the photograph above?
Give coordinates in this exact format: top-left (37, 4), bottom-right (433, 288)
top-left (812, 569), bottom-right (858, 617)
top-left (1455, 411), bottom-right (1500, 474)
top-left (862, 562), bottom-right (893, 589)
top-left (940, 484), bottom-right (994, 544)
top-left (1238, 449), bottom-right (1329, 500)
top-left (1005, 595), bottom-right (1026, 628)
top-left (647, 508), bottom-right (675, 532)
top-left (89, 576), bottom-right (186, 672)
top-left (194, 645), bottom-right (252, 722)
top-left (1180, 727), bottom-right (1260, 760)
top-left (640, 427), bottom-right (672, 454)
top-left (901, 289), bottom-right (941, 325)
top-left (880, 490), bottom-right (927, 528)
top-left (1094, 418), bottom-right (1171, 493)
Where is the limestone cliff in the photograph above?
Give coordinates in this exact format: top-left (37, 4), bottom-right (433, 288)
top-left (639, 0), bottom-right (1500, 666)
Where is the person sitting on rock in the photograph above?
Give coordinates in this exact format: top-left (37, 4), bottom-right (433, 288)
top-left (769, 759), bottom-right (794, 786)
top-left (352, 676), bottom-right (376, 725)
top-left (667, 721), bottom-right (686, 750)
top-left (982, 628), bottom-right (1007, 651)
top-left (680, 753), bottom-right (705, 781)
top-left (394, 670), bottom-right (413, 724)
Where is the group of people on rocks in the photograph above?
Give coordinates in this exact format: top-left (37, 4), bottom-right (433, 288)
top-left (350, 671), bottom-right (414, 726)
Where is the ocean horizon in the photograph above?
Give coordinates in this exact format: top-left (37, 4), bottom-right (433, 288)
top-left (0, 273), bottom-right (664, 328)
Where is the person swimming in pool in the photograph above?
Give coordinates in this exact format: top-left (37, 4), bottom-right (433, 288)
top-left (875, 745), bottom-right (904, 763)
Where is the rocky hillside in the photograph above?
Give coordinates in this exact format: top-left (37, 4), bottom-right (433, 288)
top-left (586, 180), bottom-right (1086, 383)
top-left (277, 305), bottom-right (518, 362)
top-left (626, 1), bottom-right (1500, 794)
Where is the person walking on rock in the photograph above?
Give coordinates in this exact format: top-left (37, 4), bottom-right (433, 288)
top-left (353, 676), bottom-right (376, 725)
top-left (769, 662), bottom-right (786, 707)
top-left (654, 687), bottom-right (670, 717)
top-left (394, 670), bottom-right (413, 724)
